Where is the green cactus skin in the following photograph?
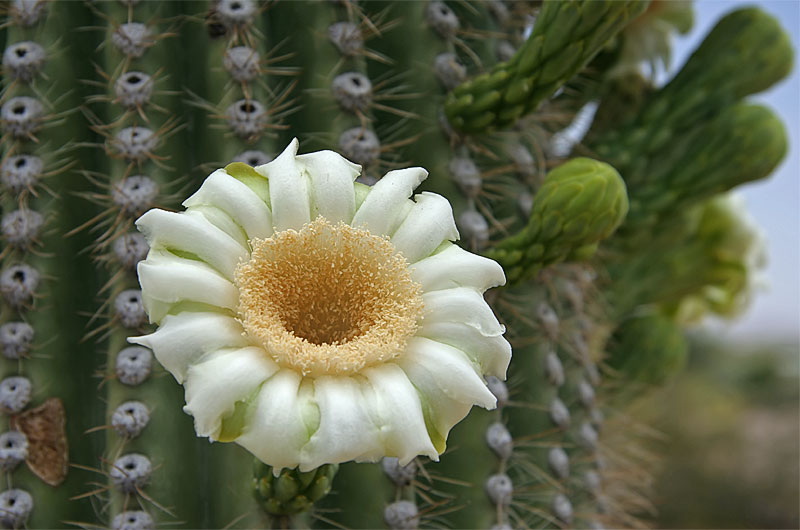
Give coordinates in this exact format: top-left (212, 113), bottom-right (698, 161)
top-left (0, 3), bottom-right (101, 527)
top-left (494, 268), bottom-right (618, 529)
top-left (607, 313), bottom-right (688, 386)
top-left (90, 3), bottom-right (207, 528)
top-left (487, 157), bottom-right (629, 284)
top-left (0, 1), bottom-right (793, 528)
top-left (444, 0), bottom-right (649, 133)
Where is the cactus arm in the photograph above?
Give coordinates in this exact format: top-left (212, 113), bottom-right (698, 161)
top-left (622, 103), bottom-right (787, 232)
top-left (444, 0), bottom-right (650, 134)
top-left (588, 7), bottom-right (794, 186)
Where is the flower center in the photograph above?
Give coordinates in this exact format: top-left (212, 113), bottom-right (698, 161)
top-left (235, 217), bottom-right (424, 376)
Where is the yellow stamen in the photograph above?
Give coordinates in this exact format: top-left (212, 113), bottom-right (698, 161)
top-left (235, 217), bottom-right (424, 376)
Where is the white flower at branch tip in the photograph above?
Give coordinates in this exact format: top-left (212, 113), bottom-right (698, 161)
top-left (129, 138), bottom-right (511, 473)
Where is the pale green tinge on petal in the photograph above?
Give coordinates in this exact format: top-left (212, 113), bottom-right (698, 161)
top-left (138, 250), bottom-right (239, 323)
top-left (351, 167), bottom-right (428, 236)
top-left (297, 150), bottom-right (361, 224)
top-left (183, 346), bottom-right (280, 440)
top-left (183, 168), bottom-right (274, 240)
top-left (235, 369), bottom-right (319, 473)
top-left (397, 337), bottom-right (496, 452)
top-left (300, 376), bottom-right (384, 470)
top-left (136, 209), bottom-right (248, 281)
top-left (421, 287), bottom-right (505, 336)
top-left (129, 312), bottom-right (249, 384)
top-left (354, 182), bottom-right (370, 210)
top-left (418, 322), bottom-right (511, 379)
top-left (361, 363), bottom-right (439, 464)
top-left (411, 243), bottom-right (506, 292)
top-left (224, 162), bottom-right (271, 205)
top-left (391, 192), bottom-right (460, 264)
top-left (256, 138), bottom-right (311, 231)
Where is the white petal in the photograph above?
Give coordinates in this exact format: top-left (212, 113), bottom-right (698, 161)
top-left (300, 376), bottom-right (383, 470)
top-left (411, 243), bottom-right (506, 292)
top-left (190, 205), bottom-right (248, 248)
top-left (361, 363), bottom-right (438, 464)
top-left (396, 337), bottom-right (496, 448)
top-left (136, 209), bottom-right (248, 280)
top-left (236, 369), bottom-right (318, 472)
top-left (418, 322), bottom-right (511, 379)
top-left (183, 346), bottom-right (280, 439)
top-left (422, 287), bottom-right (505, 336)
top-left (183, 169), bottom-right (273, 240)
top-left (391, 192), bottom-right (459, 263)
top-left (255, 139), bottom-right (311, 231)
top-left (138, 254), bottom-right (239, 323)
top-left (297, 150), bottom-right (360, 224)
top-left (351, 167), bottom-right (428, 236)
top-left (129, 312), bottom-right (249, 383)
top-left (400, 337), bottom-right (496, 408)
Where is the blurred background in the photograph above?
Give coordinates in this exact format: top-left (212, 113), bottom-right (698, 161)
top-left (642, 2), bottom-right (798, 527)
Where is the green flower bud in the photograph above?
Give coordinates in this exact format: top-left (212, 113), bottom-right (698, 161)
top-left (488, 158), bottom-right (628, 283)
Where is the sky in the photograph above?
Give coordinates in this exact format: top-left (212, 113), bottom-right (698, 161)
top-left (669, 1), bottom-right (800, 344)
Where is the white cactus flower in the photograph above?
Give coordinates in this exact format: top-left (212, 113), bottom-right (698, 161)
top-left (130, 139), bottom-right (511, 472)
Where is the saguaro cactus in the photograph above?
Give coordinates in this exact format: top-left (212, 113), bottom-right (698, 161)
top-left (0, 1), bottom-right (792, 529)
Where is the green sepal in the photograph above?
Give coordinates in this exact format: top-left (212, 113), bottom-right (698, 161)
top-left (253, 462), bottom-right (340, 516)
top-left (274, 474), bottom-right (300, 503)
